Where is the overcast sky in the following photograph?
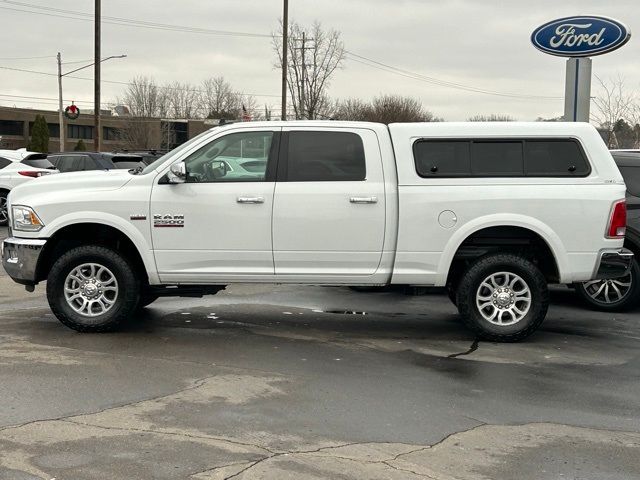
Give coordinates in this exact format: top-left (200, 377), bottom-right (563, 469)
top-left (0, 0), bottom-right (638, 120)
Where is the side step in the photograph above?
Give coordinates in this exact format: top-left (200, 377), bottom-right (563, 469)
top-left (146, 285), bottom-right (226, 298)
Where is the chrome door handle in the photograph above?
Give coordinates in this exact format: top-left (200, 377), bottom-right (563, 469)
top-left (237, 196), bottom-right (265, 204)
top-left (350, 196), bottom-right (378, 204)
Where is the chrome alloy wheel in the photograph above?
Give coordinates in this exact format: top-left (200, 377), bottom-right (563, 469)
top-left (0, 195), bottom-right (7, 224)
top-left (581, 275), bottom-right (632, 305)
top-left (64, 263), bottom-right (119, 317)
top-left (476, 271), bottom-right (531, 326)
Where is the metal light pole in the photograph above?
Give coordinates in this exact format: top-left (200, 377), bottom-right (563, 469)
top-left (281, 0), bottom-right (288, 121)
top-left (57, 54), bottom-right (126, 153)
top-left (94, 0), bottom-right (101, 150)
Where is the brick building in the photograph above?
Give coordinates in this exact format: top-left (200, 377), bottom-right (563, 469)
top-left (0, 107), bottom-right (213, 152)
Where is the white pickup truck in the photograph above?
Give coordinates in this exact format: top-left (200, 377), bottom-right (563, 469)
top-left (1, 121), bottom-right (633, 341)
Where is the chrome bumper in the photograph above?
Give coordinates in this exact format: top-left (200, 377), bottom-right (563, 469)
top-left (594, 248), bottom-right (634, 280)
top-left (1, 237), bottom-right (47, 285)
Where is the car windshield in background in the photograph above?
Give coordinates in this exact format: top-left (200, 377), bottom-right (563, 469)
top-left (111, 160), bottom-right (144, 169)
top-left (140, 129), bottom-right (216, 175)
top-left (21, 158), bottom-right (55, 169)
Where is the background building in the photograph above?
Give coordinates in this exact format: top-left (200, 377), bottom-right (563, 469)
top-left (0, 107), bottom-right (213, 152)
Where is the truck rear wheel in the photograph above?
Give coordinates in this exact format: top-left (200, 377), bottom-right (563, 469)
top-left (46, 245), bottom-right (140, 332)
top-left (456, 253), bottom-right (549, 342)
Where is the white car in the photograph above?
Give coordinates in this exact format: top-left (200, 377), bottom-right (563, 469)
top-left (1, 121), bottom-right (633, 341)
top-left (0, 149), bottom-right (57, 226)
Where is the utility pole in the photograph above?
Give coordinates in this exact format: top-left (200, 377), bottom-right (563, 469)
top-left (300, 31), bottom-right (306, 120)
top-left (94, 0), bottom-right (101, 151)
top-left (281, 0), bottom-right (288, 121)
top-left (57, 52), bottom-right (65, 152)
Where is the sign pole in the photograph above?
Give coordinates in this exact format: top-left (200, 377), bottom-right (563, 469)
top-left (563, 57), bottom-right (592, 122)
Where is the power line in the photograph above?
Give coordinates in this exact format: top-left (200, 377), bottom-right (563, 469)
top-left (0, 1), bottom-right (273, 38)
top-left (0, 65), bottom-right (283, 98)
top-left (0, 54), bottom-right (55, 60)
top-left (345, 51), bottom-right (562, 100)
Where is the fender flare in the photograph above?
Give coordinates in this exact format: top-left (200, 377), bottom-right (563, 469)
top-left (40, 212), bottom-right (159, 284)
top-left (438, 214), bottom-right (568, 284)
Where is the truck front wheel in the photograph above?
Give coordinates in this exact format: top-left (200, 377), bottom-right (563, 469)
top-left (456, 254), bottom-right (549, 342)
top-left (46, 245), bottom-right (140, 332)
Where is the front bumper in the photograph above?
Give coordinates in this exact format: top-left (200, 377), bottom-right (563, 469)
top-left (594, 248), bottom-right (634, 280)
top-left (1, 237), bottom-right (47, 285)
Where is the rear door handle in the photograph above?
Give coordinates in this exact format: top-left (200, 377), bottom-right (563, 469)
top-left (237, 196), bottom-right (265, 204)
top-left (350, 196), bottom-right (378, 204)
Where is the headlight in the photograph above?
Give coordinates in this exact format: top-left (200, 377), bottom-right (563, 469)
top-left (11, 206), bottom-right (44, 232)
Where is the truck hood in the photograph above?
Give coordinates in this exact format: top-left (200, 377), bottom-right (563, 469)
top-left (10, 170), bottom-right (133, 200)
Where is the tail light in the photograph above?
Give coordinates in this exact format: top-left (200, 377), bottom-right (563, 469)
top-left (606, 200), bottom-right (627, 239)
top-left (18, 171), bottom-right (51, 178)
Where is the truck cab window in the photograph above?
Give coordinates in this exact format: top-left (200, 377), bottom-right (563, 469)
top-left (184, 131), bottom-right (273, 183)
top-left (286, 131), bottom-right (366, 181)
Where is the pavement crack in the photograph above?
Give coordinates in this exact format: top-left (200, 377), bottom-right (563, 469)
top-left (447, 337), bottom-right (480, 358)
top-left (382, 460), bottom-right (437, 479)
top-left (60, 419), bottom-right (274, 454)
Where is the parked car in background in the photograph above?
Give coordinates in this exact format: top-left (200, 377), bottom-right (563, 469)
top-left (576, 150), bottom-right (640, 310)
top-left (47, 152), bottom-right (146, 172)
top-left (0, 149), bottom-right (57, 226)
top-left (113, 150), bottom-right (167, 166)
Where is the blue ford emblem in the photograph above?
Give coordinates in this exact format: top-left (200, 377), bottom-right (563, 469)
top-left (531, 16), bottom-right (631, 57)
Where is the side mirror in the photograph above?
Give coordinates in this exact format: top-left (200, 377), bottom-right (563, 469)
top-left (167, 162), bottom-right (186, 184)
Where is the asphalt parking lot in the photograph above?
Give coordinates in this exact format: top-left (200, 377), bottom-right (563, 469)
top-left (1, 226), bottom-right (639, 480)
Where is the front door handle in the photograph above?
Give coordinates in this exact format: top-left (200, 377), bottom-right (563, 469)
top-left (350, 196), bottom-right (378, 204)
top-left (237, 196), bottom-right (265, 204)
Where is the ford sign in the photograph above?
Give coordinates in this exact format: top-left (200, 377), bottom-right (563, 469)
top-left (531, 16), bottom-right (631, 57)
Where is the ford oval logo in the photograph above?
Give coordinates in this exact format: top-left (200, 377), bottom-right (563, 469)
top-left (531, 16), bottom-right (631, 57)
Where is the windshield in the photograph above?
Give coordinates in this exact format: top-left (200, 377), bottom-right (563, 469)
top-left (140, 128), bottom-right (217, 175)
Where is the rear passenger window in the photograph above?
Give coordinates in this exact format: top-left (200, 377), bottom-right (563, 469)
top-left (471, 142), bottom-right (523, 176)
top-left (287, 131), bottom-right (366, 181)
top-left (413, 141), bottom-right (470, 176)
top-left (0, 157), bottom-right (11, 170)
top-left (413, 138), bottom-right (590, 178)
top-left (525, 140), bottom-right (589, 176)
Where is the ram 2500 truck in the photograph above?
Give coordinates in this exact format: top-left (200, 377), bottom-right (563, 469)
top-left (1, 121), bottom-right (633, 341)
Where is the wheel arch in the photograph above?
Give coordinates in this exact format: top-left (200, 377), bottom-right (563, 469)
top-left (36, 221), bottom-right (154, 285)
top-left (441, 215), bottom-right (566, 286)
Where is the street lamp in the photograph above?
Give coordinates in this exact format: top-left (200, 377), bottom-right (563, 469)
top-left (56, 53), bottom-right (126, 152)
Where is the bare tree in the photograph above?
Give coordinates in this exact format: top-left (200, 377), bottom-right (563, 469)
top-left (199, 76), bottom-right (259, 121)
top-left (467, 114), bottom-right (516, 121)
top-left (166, 81), bottom-right (199, 119)
top-left (592, 75), bottom-right (636, 148)
top-left (335, 95), bottom-right (441, 124)
top-left (117, 76), bottom-right (169, 149)
top-left (273, 20), bottom-right (345, 120)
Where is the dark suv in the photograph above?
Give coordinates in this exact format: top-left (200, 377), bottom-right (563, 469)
top-left (576, 150), bottom-right (640, 310)
top-left (47, 152), bottom-right (146, 172)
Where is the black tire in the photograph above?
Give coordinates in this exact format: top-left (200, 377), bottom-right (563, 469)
top-left (46, 245), bottom-right (140, 332)
top-left (574, 258), bottom-right (640, 312)
top-left (0, 190), bottom-right (8, 227)
top-left (456, 253), bottom-right (549, 342)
